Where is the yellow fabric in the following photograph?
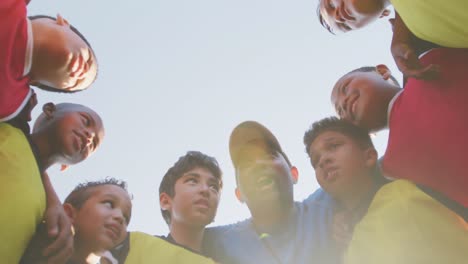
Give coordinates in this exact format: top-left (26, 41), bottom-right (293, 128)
top-left (125, 231), bottom-right (216, 264)
top-left (345, 180), bottom-right (468, 264)
top-left (0, 123), bottom-right (46, 263)
top-left (391, 0), bottom-right (468, 48)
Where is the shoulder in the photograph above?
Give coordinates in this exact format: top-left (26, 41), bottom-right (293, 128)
top-left (205, 218), bottom-right (252, 241)
top-left (127, 232), bottom-right (215, 264)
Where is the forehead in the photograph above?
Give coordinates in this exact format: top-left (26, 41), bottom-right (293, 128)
top-left (180, 167), bottom-right (217, 180)
top-left (89, 185), bottom-right (131, 206)
top-left (63, 106), bottom-right (104, 131)
top-left (236, 141), bottom-right (275, 163)
top-left (310, 131), bottom-right (349, 152)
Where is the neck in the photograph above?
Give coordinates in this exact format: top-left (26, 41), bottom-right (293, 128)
top-left (336, 176), bottom-right (377, 212)
top-left (69, 244), bottom-right (100, 264)
top-left (250, 202), bottom-right (295, 234)
top-left (169, 222), bottom-right (205, 252)
top-left (31, 130), bottom-right (56, 170)
top-left (29, 20), bottom-right (52, 83)
top-left (371, 85), bottom-right (402, 133)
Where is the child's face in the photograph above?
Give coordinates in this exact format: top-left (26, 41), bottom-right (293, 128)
top-left (319, 0), bottom-right (388, 33)
top-left (48, 105), bottom-right (105, 165)
top-left (72, 184), bottom-right (132, 254)
top-left (165, 167), bottom-right (221, 227)
top-left (331, 70), bottom-right (397, 132)
top-left (308, 130), bottom-right (375, 200)
top-left (32, 15), bottom-right (97, 91)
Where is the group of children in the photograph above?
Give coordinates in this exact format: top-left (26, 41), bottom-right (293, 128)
top-left (1, 0), bottom-right (467, 263)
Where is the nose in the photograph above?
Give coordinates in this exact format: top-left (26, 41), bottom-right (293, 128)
top-left (318, 153), bottom-right (333, 170)
top-left (83, 129), bottom-right (95, 148)
top-left (199, 183), bottom-right (210, 198)
top-left (113, 209), bottom-right (126, 225)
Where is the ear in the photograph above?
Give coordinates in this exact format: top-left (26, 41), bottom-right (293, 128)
top-left (63, 203), bottom-right (77, 224)
top-left (42, 102), bottom-right (56, 120)
top-left (290, 166), bottom-right (299, 184)
top-left (56, 14), bottom-right (70, 26)
top-left (375, 64), bottom-right (391, 80)
top-left (235, 187), bottom-right (244, 203)
top-left (364, 147), bottom-right (378, 168)
top-left (380, 9), bottom-right (391, 18)
top-left (60, 164), bottom-right (69, 172)
top-left (159, 193), bottom-right (172, 212)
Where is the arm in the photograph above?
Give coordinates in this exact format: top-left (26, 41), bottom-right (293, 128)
top-left (41, 172), bottom-right (74, 263)
top-left (390, 12), bottom-right (439, 80)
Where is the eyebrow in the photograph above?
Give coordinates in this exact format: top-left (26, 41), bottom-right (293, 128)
top-left (183, 172), bottom-right (201, 178)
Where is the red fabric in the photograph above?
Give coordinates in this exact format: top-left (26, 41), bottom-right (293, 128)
top-left (383, 48), bottom-right (468, 207)
top-left (0, 0), bottom-right (31, 121)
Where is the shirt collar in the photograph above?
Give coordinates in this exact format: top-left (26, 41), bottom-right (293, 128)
top-left (386, 90), bottom-right (403, 128)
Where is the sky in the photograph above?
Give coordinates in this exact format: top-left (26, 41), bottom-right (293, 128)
top-left (28, 0), bottom-right (398, 235)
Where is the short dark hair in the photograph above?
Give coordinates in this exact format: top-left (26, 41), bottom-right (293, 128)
top-left (28, 15), bottom-right (97, 93)
top-left (304, 117), bottom-right (375, 157)
top-left (64, 177), bottom-right (128, 209)
top-left (347, 66), bottom-right (401, 87)
top-left (159, 151), bottom-right (223, 225)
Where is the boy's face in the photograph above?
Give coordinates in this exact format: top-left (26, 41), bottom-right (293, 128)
top-left (71, 184), bottom-right (132, 253)
top-left (32, 15), bottom-right (97, 91)
top-left (47, 105), bottom-right (105, 165)
top-left (163, 167), bottom-right (221, 227)
top-left (319, 0), bottom-right (388, 33)
top-left (235, 142), bottom-right (295, 212)
top-left (331, 70), bottom-right (397, 132)
top-left (308, 130), bottom-right (375, 200)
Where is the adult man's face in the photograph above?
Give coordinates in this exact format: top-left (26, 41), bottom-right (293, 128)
top-left (235, 142), bottom-right (296, 214)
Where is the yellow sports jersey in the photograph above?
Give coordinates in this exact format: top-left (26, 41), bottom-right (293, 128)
top-left (125, 232), bottom-right (216, 264)
top-left (345, 180), bottom-right (468, 264)
top-left (0, 123), bottom-right (46, 263)
top-left (392, 0), bottom-right (468, 48)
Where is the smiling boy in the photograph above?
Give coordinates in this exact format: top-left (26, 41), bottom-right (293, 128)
top-left (331, 48), bottom-right (468, 213)
top-left (1, 0), bottom-right (97, 123)
top-left (0, 102), bottom-right (104, 263)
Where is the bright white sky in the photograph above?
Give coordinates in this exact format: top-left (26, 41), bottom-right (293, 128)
top-left (28, 0), bottom-right (398, 235)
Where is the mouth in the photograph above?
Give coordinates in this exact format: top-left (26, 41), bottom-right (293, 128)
top-left (105, 224), bottom-right (121, 241)
top-left (194, 199), bottom-right (210, 209)
top-left (72, 130), bottom-right (87, 153)
top-left (323, 167), bottom-right (339, 182)
top-left (256, 175), bottom-right (275, 191)
top-left (69, 53), bottom-right (87, 78)
top-left (340, 5), bottom-right (354, 21)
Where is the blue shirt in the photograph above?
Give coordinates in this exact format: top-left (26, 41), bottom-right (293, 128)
top-left (203, 188), bottom-right (338, 264)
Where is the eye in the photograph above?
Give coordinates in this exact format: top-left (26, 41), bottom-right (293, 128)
top-left (209, 183), bottom-right (220, 193)
top-left (81, 114), bottom-right (91, 126)
top-left (329, 142), bottom-right (341, 151)
top-left (185, 177), bottom-right (198, 184)
top-left (340, 23), bottom-right (352, 31)
top-left (103, 200), bottom-right (114, 208)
